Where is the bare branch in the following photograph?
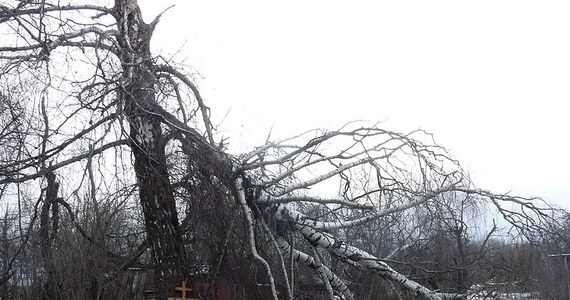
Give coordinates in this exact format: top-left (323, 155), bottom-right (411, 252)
top-left (0, 139), bottom-right (128, 184)
top-left (156, 64), bottom-right (215, 145)
top-left (258, 195), bottom-right (374, 210)
top-left (0, 4), bottom-right (112, 20)
top-left (272, 186), bottom-right (460, 230)
top-left (234, 177), bottom-right (279, 300)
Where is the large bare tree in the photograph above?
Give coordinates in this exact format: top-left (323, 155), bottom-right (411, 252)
top-left (0, 1), bottom-right (560, 299)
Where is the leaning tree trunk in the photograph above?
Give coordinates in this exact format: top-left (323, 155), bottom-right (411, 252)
top-left (113, 1), bottom-right (185, 298)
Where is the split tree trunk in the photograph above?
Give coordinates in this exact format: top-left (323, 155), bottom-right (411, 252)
top-left (113, 1), bottom-right (185, 298)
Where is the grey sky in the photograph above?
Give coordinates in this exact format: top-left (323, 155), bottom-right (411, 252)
top-left (140, 0), bottom-right (570, 208)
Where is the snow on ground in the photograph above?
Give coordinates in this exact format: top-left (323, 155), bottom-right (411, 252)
top-left (468, 291), bottom-right (538, 300)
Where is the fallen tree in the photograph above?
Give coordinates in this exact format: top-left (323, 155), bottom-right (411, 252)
top-left (0, 1), bottom-right (559, 299)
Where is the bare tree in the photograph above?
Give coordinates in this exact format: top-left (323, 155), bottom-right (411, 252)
top-left (0, 1), bottom-right (561, 299)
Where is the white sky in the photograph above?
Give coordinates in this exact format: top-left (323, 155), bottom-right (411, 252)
top-left (139, 1), bottom-right (570, 208)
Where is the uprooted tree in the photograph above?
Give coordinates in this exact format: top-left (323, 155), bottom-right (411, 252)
top-left (0, 1), bottom-right (560, 299)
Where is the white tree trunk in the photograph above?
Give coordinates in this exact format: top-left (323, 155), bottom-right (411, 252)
top-left (275, 203), bottom-right (463, 300)
top-left (274, 236), bottom-right (354, 300)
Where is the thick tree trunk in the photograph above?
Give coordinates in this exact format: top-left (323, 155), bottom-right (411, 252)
top-left (40, 170), bottom-right (61, 300)
top-left (113, 1), bottom-right (185, 298)
top-left (454, 228), bottom-right (468, 293)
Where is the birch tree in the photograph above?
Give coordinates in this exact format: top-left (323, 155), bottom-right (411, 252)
top-left (0, 1), bottom-right (560, 299)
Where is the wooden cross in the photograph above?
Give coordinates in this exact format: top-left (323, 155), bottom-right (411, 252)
top-left (168, 280), bottom-right (198, 300)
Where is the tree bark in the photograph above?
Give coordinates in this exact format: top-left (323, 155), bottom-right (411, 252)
top-left (113, 1), bottom-right (185, 298)
top-left (40, 170), bottom-right (61, 300)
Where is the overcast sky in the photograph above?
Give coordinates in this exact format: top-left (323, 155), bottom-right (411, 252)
top-left (139, 1), bottom-right (570, 208)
